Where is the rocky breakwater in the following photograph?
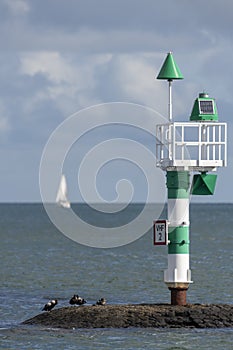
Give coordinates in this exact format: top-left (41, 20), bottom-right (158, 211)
top-left (22, 304), bottom-right (233, 329)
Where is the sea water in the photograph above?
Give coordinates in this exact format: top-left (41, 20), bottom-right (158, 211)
top-left (0, 203), bottom-right (232, 349)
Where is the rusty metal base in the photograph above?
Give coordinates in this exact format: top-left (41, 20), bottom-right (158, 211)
top-left (169, 288), bottom-right (188, 306)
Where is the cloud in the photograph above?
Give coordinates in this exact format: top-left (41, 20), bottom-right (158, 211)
top-left (113, 54), bottom-right (166, 109)
top-left (20, 0), bottom-right (233, 38)
top-left (18, 51), bottom-right (168, 118)
top-left (20, 51), bottom-right (75, 84)
top-left (0, 1), bottom-right (232, 53)
top-left (19, 51), bottom-right (113, 115)
top-left (3, 0), bottom-right (30, 15)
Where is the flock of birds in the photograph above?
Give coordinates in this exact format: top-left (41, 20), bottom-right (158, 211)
top-left (42, 295), bottom-right (107, 312)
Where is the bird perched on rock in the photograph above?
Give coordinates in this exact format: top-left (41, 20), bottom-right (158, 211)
top-left (42, 299), bottom-right (58, 312)
top-left (76, 296), bottom-right (87, 305)
top-left (69, 294), bottom-right (79, 305)
top-left (96, 298), bottom-right (106, 306)
top-left (69, 294), bottom-right (86, 305)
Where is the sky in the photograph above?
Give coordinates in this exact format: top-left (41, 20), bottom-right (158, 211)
top-left (1, 0), bottom-right (233, 203)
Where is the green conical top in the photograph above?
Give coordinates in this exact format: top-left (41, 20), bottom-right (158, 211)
top-left (157, 52), bottom-right (183, 80)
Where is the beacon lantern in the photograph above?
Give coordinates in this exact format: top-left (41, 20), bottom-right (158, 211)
top-left (190, 92), bottom-right (218, 122)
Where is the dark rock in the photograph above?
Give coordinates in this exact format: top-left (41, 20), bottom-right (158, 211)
top-left (22, 304), bottom-right (233, 329)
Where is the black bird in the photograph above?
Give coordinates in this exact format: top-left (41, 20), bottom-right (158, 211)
top-left (96, 298), bottom-right (106, 306)
top-left (42, 299), bottom-right (58, 312)
top-left (76, 296), bottom-right (87, 305)
top-left (69, 294), bottom-right (86, 305)
top-left (69, 294), bottom-right (79, 305)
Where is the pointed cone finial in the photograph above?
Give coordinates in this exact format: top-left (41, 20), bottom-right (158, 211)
top-left (157, 52), bottom-right (183, 80)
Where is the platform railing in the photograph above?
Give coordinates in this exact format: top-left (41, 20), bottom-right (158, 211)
top-left (156, 122), bottom-right (227, 171)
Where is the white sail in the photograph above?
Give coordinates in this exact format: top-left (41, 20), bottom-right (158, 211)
top-left (56, 175), bottom-right (71, 208)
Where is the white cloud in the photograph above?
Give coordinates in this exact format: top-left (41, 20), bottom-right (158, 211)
top-left (3, 0), bottom-right (30, 15)
top-left (18, 51), bottom-right (210, 122)
top-left (19, 51), bottom-right (168, 118)
top-left (20, 51), bottom-right (75, 84)
top-left (112, 55), bottom-right (168, 117)
top-left (19, 51), bottom-right (113, 115)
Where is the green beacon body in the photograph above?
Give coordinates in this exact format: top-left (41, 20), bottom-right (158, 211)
top-left (190, 92), bottom-right (218, 122)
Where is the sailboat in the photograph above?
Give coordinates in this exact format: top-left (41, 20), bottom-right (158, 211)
top-left (56, 174), bottom-right (71, 208)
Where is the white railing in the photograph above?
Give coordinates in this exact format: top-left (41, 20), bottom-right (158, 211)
top-left (156, 122), bottom-right (227, 171)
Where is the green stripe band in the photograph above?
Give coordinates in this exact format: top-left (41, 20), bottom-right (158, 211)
top-left (168, 188), bottom-right (189, 199)
top-left (168, 226), bottom-right (189, 254)
top-left (166, 171), bottom-right (190, 199)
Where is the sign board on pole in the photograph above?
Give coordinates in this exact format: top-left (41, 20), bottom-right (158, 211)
top-left (153, 220), bottom-right (168, 245)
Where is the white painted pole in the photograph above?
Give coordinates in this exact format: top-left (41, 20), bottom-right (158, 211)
top-left (169, 80), bottom-right (172, 122)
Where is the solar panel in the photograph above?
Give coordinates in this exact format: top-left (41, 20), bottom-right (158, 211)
top-left (199, 100), bottom-right (214, 114)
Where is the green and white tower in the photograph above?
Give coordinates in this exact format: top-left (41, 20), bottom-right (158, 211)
top-left (155, 52), bottom-right (227, 305)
